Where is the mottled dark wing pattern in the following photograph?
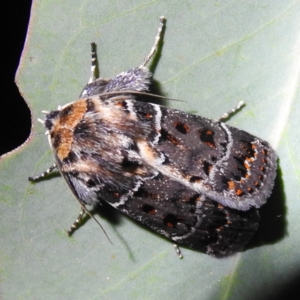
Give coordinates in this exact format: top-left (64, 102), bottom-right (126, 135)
top-left (44, 92), bottom-right (276, 256)
top-left (32, 17), bottom-right (277, 258)
top-left (108, 173), bottom-right (260, 257)
top-left (48, 96), bottom-right (273, 257)
top-left (155, 105), bottom-right (277, 211)
top-left (62, 165), bottom-right (259, 257)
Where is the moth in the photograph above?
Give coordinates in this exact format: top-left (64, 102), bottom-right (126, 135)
top-left (29, 17), bottom-right (277, 257)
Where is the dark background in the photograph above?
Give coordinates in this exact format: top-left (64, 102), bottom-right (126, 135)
top-left (1, 1), bottom-right (32, 156)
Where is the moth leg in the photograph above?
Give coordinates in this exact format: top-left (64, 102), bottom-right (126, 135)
top-left (67, 206), bottom-right (113, 245)
top-left (28, 163), bottom-right (57, 181)
top-left (140, 16), bottom-right (166, 68)
top-left (174, 244), bottom-right (183, 259)
top-left (88, 42), bottom-right (99, 83)
top-left (67, 207), bottom-right (85, 236)
top-left (218, 101), bottom-right (244, 122)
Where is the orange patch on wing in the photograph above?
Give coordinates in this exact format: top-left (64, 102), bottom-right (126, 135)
top-left (55, 129), bottom-right (74, 160)
top-left (137, 140), bottom-right (158, 163)
top-left (236, 189), bottom-right (243, 196)
top-left (115, 100), bottom-right (126, 107)
top-left (244, 161), bottom-right (250, 169)
top-left (227, 180), bottom-right (235, 190)
top-left (53, 99), bottom-right (87, 160)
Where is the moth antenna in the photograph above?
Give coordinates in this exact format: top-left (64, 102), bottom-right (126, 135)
top-left (95, 90), bottom-right (185, 103)
top-left (69, 204), bottom-right (113, 245)
top-left (85, 207), bottom-right (113, 245)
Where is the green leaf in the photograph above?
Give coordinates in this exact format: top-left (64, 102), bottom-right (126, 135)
top-left (2, 1), bottom-right (300, 299)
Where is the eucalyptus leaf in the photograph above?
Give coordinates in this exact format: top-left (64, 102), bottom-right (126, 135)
top-left (1, 1), bottom-right (300, 299)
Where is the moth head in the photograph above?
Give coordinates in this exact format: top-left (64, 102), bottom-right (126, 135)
top-left (43, 110), bottom-right (61, 130)
top-left (39, 101), bottom-right (75, 131)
